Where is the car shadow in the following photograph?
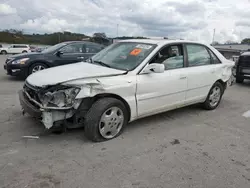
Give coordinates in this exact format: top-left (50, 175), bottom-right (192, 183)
top-left (126, 104), bottom-right (201, 131)
top-left (239, 80), bottom-right (250, 87)
top-left (18, 104), bottom-right (203, 144)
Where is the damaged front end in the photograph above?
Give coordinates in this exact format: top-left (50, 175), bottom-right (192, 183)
top-left (19, 81), bottom-right (82, 129)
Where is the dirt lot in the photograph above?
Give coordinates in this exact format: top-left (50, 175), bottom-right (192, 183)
top-left (0, 55), bottom-right (250, 188)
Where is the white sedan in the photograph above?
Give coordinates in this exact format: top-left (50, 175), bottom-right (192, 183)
top-left (19, 39), bottom-right (235, 142)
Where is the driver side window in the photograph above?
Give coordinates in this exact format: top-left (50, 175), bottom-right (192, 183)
top-left (150, 44), bottom-right (184, 70)
top-left (60, 43), bottom-right (84, 53)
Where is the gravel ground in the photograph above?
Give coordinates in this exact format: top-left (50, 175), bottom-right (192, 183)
top-left (0, 55), bottom-right (250, 188)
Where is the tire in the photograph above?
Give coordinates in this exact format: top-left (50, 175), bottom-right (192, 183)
top-left (202, 82), bottom-right (224, 110)
top-left (22, 50), bottom-right (27, 53)
top-left (28, 63), bottom-right (48, 76)
top-left (84, 98), bottom-right (129, 142)
top-left (1, 50), bottom-right (7, 55)
top-left (236, 77), bottom-right (244, 83)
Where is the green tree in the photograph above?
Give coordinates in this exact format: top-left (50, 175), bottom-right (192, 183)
top-left (241, 38), bottom-right (250, 44)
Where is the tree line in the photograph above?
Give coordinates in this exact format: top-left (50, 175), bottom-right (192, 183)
top-left (0, 29), bottom-right (149, 46)
top-left (212, 38), bottom-right (250, 45)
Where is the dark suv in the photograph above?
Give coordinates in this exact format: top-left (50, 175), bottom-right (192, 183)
top-left (235, 52), bottom-right (250, 83)
top-left (4, 41), bottom-right (105, 79)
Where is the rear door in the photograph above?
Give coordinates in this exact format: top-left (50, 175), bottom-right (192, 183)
top-left (54, 43), bottom-right (86, 66)
top-left (184, 44), bottom-right (219, 103)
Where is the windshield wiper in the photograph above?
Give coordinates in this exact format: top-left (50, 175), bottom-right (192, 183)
top-left (93, 60), bottom-right (111, 68)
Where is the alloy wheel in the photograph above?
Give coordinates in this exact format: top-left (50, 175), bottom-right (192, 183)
top-left (99, 107), bottom-right (124, 139)
top-left (209, 86), bottom-right (221, 107)
top-left (32, 65), bottom-right (46, 73)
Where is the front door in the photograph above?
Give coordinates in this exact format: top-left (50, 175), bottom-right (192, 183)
top-left (136, 44), bottom-right (188, 117)
top-left (9, 45), bottom-right (18, 54)
top-left (54, 43), bottom-right (86, 66)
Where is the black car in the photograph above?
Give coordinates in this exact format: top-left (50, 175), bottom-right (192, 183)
top-left (4, 41), bottom-right (105, 78)
top-left (235, 52), bottom-right (250, 83)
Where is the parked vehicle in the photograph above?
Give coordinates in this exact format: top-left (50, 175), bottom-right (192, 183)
top-left (33, 46), bottom-right (49, 52)
top-left (235, 52), bottom-right (250, 83)
top-left (0, 44), bottom-right (31, 54)
top-left (4, 41), bottom-right (105, 78)
top-left (18, 39), bottom-right (234, 142)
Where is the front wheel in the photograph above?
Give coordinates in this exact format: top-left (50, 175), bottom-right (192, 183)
top-left (29, 63), bottom-right (47, 76)
top-left (84, 98), bottom-right (128, 142)
top-left (1, 50), bottom-right (7, 55)
top-left (22, 50), bottom-right (27, 53)
top-left (202, 82), bottom-right (224, 110)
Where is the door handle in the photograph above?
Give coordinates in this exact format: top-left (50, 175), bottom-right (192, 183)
top-left (179, 76), bottom-right (187, 80)
top-left (77, 57), bottom-right (85, 60)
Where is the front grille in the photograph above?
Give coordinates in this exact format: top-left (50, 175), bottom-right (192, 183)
top-left (239, 56), bottom-right (250, 67)
top-left (23, 82), bottom-right (41, 103)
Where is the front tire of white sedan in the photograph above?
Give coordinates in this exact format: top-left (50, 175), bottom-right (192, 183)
top-left (84, 98), bottom-right (128, 142)
top-left (202, 82), bottom-right (224, 110)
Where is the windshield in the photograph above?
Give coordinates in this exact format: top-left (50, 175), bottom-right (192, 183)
top-left (42, 43), bottom-right (67, 53)
top-left (91, 42), bottom-right (156, 71)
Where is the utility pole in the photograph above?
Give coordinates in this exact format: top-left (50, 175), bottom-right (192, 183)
top-left (212, 28), bottom-right (215, 45)
top-left (116, 24), bottom-right (119, 38)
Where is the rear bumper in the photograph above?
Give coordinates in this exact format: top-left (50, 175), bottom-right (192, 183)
top-left (18, 90), bottom-right (41, 118)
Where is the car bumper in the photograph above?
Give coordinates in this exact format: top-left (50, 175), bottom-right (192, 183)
top-left (18, 89), bottom-right (81, 129)
top-left (4, 64), bottom-right (27, 77)
top-left (18, 90), bottom-right (42, 118)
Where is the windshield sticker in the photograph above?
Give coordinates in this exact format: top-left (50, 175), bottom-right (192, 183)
top-left (130, 48), bottom-right (142, 56)
top-left (136, 44), bottom-right (152, 50)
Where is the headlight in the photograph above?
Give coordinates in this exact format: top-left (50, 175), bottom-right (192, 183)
top-left (12, 58), bottom-right (30, 65)
top-left (39, 87), bottom-right (80, 108)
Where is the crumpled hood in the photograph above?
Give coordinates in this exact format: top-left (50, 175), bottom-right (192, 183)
top-left (26, 62), bottom-right (126, 87)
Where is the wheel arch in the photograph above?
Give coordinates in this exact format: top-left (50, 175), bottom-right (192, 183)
top-left (93, 93), bottom-right (132, 122)
top-left (1, 50), bottom-right (7, 53)
top-left (28, 60), bottom-right (50, 70)
top-left (215, 79), bottom-right (227, 92)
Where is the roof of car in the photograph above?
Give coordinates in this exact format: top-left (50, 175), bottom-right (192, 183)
top-left (118, 39), bottom-right (206, 46)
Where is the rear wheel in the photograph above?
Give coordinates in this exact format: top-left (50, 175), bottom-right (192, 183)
top-left (1, 50), bottom-right (7, 55)
top-left (22, 50), bottom-right (27, 53)
top-left (84, 98), bottom-right (128, 142)
top-left (203, 82), bottom-right (224, 110)
top-left (29, 63), bottom-right (47, 76)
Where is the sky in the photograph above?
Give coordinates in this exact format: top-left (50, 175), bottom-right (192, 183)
top-left (0, 0), bottom-right (250, 43)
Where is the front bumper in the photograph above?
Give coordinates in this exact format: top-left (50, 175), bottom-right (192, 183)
top-left (18, 89), bottom-right (81, 129)
top-left (18, 90), bottom-right (41, 118)
top-left (4, 64), bottom-right (27, 77)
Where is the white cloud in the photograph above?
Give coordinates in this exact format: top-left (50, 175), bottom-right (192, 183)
top-left (0, 3), bottom-right (16, 15)
top-left (1, 0), bottom-right (250, 43)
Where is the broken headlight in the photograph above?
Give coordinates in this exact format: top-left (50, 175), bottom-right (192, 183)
top-left (39, 87), bottom-right (80, 108)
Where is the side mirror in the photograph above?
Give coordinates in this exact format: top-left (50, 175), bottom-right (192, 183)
top-left (142, 63), bottom-right (165, 74)
top-left (56, 50), bottom-right (63, 56)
